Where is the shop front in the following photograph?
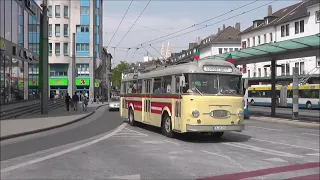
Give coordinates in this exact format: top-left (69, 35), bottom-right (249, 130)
top-left (76, 77), bottom-right (90, 100)
top-left (50, 77), bottom-right (68, 97)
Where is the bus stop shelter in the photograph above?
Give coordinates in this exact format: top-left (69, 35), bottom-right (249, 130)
top-left (211, 33), bottom-right (320, 117)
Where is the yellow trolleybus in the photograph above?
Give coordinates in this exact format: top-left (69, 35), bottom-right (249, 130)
top-left (120, 59), bottom-right (246, 138)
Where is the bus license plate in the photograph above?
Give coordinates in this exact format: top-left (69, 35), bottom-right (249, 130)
top-left (213, 126), bottom-right (226, 131)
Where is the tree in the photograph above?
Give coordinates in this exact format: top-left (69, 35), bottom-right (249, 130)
top-left (112, 61), bottom-right (129, 88)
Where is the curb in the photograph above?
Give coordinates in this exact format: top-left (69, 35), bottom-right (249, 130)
top-left (249, 115), bottom-right (320, 128)
top-left (0, 104), bottom-right (109, 141)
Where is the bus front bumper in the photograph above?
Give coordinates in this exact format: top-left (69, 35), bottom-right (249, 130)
top-left (186, 124), bottom-right (245, 132)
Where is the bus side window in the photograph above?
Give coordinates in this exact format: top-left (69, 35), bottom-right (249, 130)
top-left (175, 76), bottom-right (180, 93)
top-left (127, 81), bottom-right (133, 94)
top-left (153, 78), bottom-right (161, 94)
top-left (162, 76), bottom-right (172, 94)
top-left (137, 80), bottom-right (142, 93)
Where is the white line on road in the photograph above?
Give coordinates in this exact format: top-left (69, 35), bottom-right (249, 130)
top-left (306, 153), bottom-right (320, 156)
top-left (1, 123), bottom-right (127, 173)
top-left (251, 138), bottom-right (319, 152)
top-left (163, 140), bottom-right (180, 146)
top-left (302, 133), bottom-right (320, 137)
top-left (123, 128), bottom-right (149, 136)
top-left (223, 142), bottom-right (303, 158)
top-left (248, 125), bottom-right (283, 132)
top-left (202, 150), bottom-right (246, 171)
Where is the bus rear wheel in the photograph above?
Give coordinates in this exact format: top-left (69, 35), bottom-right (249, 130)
top-left (162, 114), bottom-right (174, 138)
top-left (128, 108), bottom-right (136, 126)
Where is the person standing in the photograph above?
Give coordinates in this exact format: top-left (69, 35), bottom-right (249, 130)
top-left (72, 92), bottom-right (79, 111)
top-left (83, 95), bottom-right (88, 111)
top-left (65, 93), bottom-right (71, 111)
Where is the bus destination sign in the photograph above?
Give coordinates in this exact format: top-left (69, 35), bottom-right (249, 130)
top-left (203, 66), bottom-right (232, 73)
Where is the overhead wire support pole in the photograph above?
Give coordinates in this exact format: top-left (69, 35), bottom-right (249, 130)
top-left (39, 0), bottom-right (49, 114)
top-left (123, 48), bottom-right (131, 62)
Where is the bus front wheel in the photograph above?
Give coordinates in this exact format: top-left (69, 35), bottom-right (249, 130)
top-left (128, 108), bottom-right (136, 126)
top-left (162, 114), bottom-right (174, 138)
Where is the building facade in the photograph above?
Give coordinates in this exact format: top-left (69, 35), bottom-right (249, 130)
top-left (36, 0), bottom-right (103, 96)
top-left (239, 1), bottom-right (320, 85)
top-left (1, 0), bottom-right (42, 104)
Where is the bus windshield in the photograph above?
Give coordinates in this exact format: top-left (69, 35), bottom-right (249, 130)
top-left (190, 74), bottom-right (242, 95)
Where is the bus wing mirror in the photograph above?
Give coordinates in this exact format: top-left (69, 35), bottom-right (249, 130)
top-left (244, 79), bottom-right (248, 89)
top-left (179, 76), bottom-right (186, 87)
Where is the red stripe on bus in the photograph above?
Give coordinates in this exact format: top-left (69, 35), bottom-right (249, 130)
top-left (196, 162), bottom-right (320, 180)
top-left (151, 102), bottom-right (172, 114)
top-left (126, 101), bottom-right (142, 111)
top-left (120, 94), bottom-right (181, 99)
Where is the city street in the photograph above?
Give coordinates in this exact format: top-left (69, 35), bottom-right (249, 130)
top-left (1, 107), bottom-right (319, 179)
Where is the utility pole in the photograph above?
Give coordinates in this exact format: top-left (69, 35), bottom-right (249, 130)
top-left (92, 1), bottom-right (97, 102)
top-left (39, 0), bottom-right (49, 114)
top-left (72, 33), bottom-right (76, 94)
top-left (106, 53), bottom-right (112, 101)
top-left (292, 67), bottom-right (299, 119)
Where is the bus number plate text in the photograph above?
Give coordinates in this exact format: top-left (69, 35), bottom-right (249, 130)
top-left (213, 126), bottom-right (226, 131)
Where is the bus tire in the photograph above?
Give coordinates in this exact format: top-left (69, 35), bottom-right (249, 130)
top-left (128, 108), bottom-right (136, 126)
top-left (211, 132), bottom-right (224, 138)
top-left (306, 102), bottom-right (312, 109)
top-left (250, 100), bottom-right (254, 105)
top-left (162, 114), bottom-right (174, 138)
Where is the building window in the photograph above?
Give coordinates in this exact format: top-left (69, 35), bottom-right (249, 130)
top-left (223, 48), bottom-right (228, 53)
top-left (63, 43), bottom-right (68, 56)
top-left (76, 43), bottom-right (89, 51)
top-left (264, 34), bottom-right (267, 43)
top-left (285, 24), bottom-right (289, 36)
top-left (258, 36), bottom-right (261, 45)
top-left (235, 48), bottom-right (239, 51)
top-left (63, 24), bottom-right (68, 36)
top-left (76, 25), bottom-right (89, 32)
top-left (229, 48), bottom-right (233, 52)
top-left (270, 33), bottom-right (273, 42)
top-left (264, 68), bottom-right (267, 77)
top-left (48, 6), bottom-right (52, 17)
top-left (281, 25), bottom-right (285, 37)
top-left (295, 22), bottom-right (299, 34)
top-left (300, 62), bottom-right (305, 75)
top-left (252, 37), bottom-right (255, 46)
top-left (281, 65), bottom-right (285, 76)
top-left (55, 5), bottom-right (60, 17)
top-left (218, 48), bottom-right (222, 54)
top-left (55, 43), bottom-right (60, 55)
top-left (242, 41), bottom-right (246, 48)
top-left (55, 24), bottom-right (60, 37)
top-left (248, 70), bottom-right (251, 78)
top-left (258, 68), bottom-right (261, 77)
top-left (80, 7), bottom-right (89, 15)
top-left (299, 20), bottom-right (304, 33)
top-left (281, 24), bottom-right (289, 37)
top-left (286, 63), bottom-right (290, 75)
top-left (247, 38), bottom-right (250, 47)
top-left (49, 43), bottom-right (52, 56)
top-left (48, 24), bottom-right (52, 37)
top-left (316, 11), bottom-right (320, 23)
top-left (64, 6), bottom-right (69, 18)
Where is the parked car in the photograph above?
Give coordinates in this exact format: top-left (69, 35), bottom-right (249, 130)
top-left (109, 96), bottom-right (120, 111)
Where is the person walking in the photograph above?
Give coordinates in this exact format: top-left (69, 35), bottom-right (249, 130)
top-left (65, 93), bottom-right (71, 111)
top-left (72, 92), bottom-right (79, 111)
top-left (83, 95), bottom-right (88, 111)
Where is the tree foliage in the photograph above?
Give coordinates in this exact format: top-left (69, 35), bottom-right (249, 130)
top-left (112, 61), bottom-right (129, 88)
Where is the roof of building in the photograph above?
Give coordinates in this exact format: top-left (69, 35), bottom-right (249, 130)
top-left (198, 26), bottom-right (241, 49)
top-left (240, 0), bottom-right (319, 35)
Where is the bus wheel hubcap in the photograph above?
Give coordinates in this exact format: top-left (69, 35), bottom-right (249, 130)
top-left (165, 118), bottom-right (171, 132)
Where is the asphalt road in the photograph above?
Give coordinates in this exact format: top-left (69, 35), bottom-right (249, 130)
top-left (1, 108), bottom-right (319, 179)
top-left (249, 106), bottom-right (320, 122)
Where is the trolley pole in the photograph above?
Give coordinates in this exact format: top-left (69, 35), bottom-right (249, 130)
top-left (39, 0), bottom-right (49, 114)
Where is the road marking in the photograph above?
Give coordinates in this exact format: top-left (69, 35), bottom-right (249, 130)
top-left (302, 133), bottom-right (320, 137)
top-left (248, 125), bottom-right (283, 132)
top-left (123, 128), bottom-right (148, 136)
top-left (109, 174), bottom-right (141, 180)
top-left (0, 123), bottom-right (127, 173)
top-left (251, 138), bottom-right (319, 152)
top-left (202, 150), bottom-right (246, 171)
top-left (163, 140), bottom-right (180, 146)
top-left (306, 153), bottom-right (320, 156)
top-left (264, 157), bottom-right (287, 162)
top-left (223, 142), bottom-right (303, 158)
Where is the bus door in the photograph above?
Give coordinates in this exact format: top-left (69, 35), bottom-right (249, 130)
top-left (120, 82), bottom-right (127, 118)
top-left (143, 79), bottom-right (152, 123)
top-left (173, 76), bottom-right (182, 131)
top-left (280, 86), bottom-right (287, 107)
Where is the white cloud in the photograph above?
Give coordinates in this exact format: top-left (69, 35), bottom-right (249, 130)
top-left (103, 13), bottom-right (201, 65)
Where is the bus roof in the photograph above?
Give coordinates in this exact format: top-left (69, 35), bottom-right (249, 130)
top-left (121, 59), bottom-right (241, 82)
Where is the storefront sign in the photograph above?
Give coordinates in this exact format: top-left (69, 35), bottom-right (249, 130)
top-left (94, 82), bottom-right (100, 87)
top-left (0, 39), bottom-right (5, 51)
top-left (50, 78), bottom-right (68, 86)
top-left (76, 78), bottom-right (90, 86)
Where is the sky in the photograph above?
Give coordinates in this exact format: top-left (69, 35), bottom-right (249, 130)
top-left (102, 0), bottom-right (301, 67)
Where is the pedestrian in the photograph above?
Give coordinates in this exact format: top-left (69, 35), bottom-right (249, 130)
top-left (83, 95), bottom-right (88, 111)
top-left (72, 92), bottom-right (79, 111)
top-left (65, 93), bottom-right (71, 111)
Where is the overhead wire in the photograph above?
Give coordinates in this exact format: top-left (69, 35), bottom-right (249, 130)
top-left (136, 0), bottom-right (278, 48)
top-left (115, 0), bottom-right (152, 48)
top-left (131, 0), bottom-right (259, 48)
top-left (107, 0), bottom-right (134, 48)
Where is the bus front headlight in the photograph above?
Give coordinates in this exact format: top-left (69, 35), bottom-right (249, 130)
top-left (192, 110), bottom-right (200, 118)
top-left (238, 110), bottom-right (244, 118)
